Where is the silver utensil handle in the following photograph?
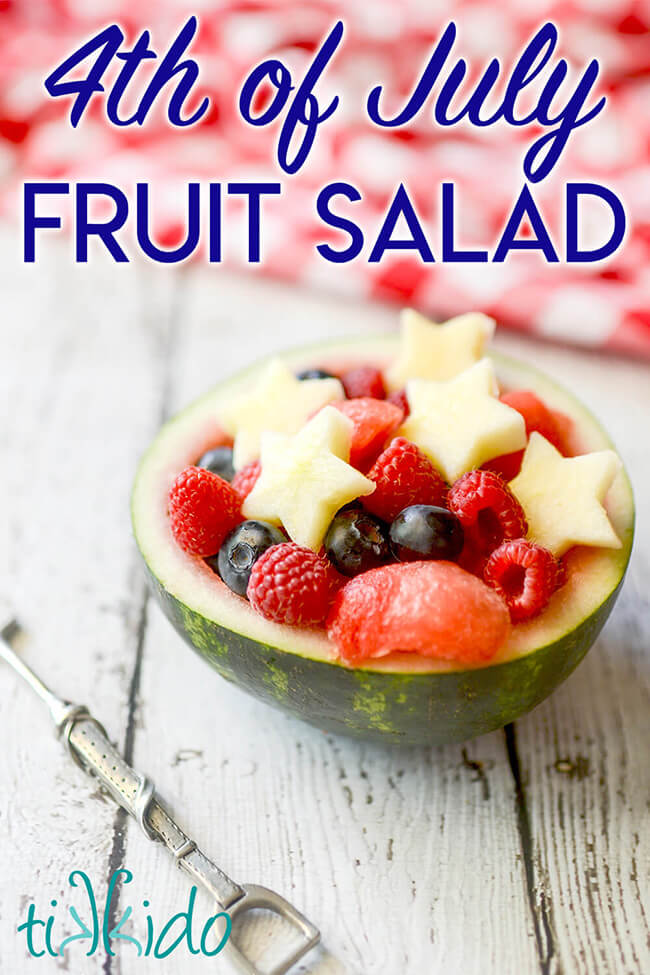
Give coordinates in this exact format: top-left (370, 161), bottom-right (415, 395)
top-left (64, 713), bottom-right (244, 908)
top-left (65, 713), bottom-right (320, 975)
top-left (1, 621), bottom-right (320, 975)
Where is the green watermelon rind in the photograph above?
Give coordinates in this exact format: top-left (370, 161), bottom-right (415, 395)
top-left (132, 338), bottom-right (634, 746)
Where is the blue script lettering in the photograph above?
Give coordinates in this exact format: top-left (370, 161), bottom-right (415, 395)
top-left (239, 20), bottom-right (343, 174)
top-left (44, 16), bottom-right (209, 128)
top-left (367, 22), bottom-right (605, 182)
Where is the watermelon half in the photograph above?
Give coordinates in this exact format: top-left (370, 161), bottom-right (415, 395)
top-left (131, 338), bottom-right (634, 746)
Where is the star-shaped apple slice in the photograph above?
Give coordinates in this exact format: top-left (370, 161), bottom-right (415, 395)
top-left (398, 359), bottom-right (526, 483)
top-left (218, 358), bottom-right (344, 469)
top-left (509, 432), bottom-right (622, 556)
top-left (243, 406), bottom-right (375, 550)
top-left (385, 308), bottom-right (495, 391)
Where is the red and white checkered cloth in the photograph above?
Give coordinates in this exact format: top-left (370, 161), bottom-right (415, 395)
top-left (1, 1), bottom-right (649, 356)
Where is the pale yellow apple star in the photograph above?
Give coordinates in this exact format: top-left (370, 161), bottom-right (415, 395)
top-left (398, 358), bottom-right (526, 483)
top-left (509, 432), bottom-right (622, 556)
top-left (218, 358), bottom-right (343, 469)
top-left (385, 308), bottom-right (496, 391)
top-left (243, 406), bottom-right (375, 551)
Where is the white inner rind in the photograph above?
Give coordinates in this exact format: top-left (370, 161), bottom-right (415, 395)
top-left (131, 340), bottom-right (634, 675)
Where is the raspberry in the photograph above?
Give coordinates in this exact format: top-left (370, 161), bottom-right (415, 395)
top-left (484, 539), bottom-right (561, 623)
top-left (247, 543), bottom-right (331, 626)
top-left (334, 397), bottom-right (404, 469)
top-left (362, 437), bottom-right (447, 522)
top-left (387, 388), bottom-right (410, 417)
top-left (232, 460), bottom-right (261, 500)
top-left (340, 366), bottom-right (386, 400)
top-left (168, 466), bottom-right (242, 556)
top-left (448, 469), bottom-right (527, 558)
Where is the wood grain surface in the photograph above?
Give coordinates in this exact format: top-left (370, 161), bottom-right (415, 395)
top-left (1, 240), bottom-right (648, 974)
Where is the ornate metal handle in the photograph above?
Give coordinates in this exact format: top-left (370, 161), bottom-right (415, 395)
top-left (1, 618), bottom-right (320, 975)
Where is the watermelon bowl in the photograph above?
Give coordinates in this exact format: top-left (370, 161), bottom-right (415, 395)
top-left (131, 336), bottom-right (634, 747)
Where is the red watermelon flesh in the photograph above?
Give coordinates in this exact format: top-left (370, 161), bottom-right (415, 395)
top-left (484, 390), bottom-right (574, 480)
top-left (327, 561), bottom-right (510, 666)
top-left (334, 397), bottom-right (404, 469)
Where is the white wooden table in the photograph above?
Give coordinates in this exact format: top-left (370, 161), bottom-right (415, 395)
top-left (1, 237), bottom-right (649, 974)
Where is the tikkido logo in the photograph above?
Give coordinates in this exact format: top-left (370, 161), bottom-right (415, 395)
top-left (23, 17), bottom-right (627, 266)
top-left (17, 868), bottom-right (231, 959)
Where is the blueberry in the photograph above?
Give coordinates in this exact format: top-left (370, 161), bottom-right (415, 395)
top-left (210, 521), bottom-right (285, 596)
top-left (196, 446), bottom-right (235, 482)
top-left (325, 509), bottom-right (389, 577)
top-left (389, 505), bottom-right (464, 562)
top-left (296, 368), bottom-right (337, 381)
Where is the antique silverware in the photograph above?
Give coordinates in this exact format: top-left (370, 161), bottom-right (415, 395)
top-left (0, 616), bottom-right (320, 975)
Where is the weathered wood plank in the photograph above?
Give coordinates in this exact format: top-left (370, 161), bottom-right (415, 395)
top-left (497, 333), bottom-right (650, 975)
top-left (0, 239), bottom-right (178, 972)
top-left (118, 268), bottom-right (539, 975)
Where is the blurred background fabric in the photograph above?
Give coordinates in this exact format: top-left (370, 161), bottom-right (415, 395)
top-left (1, 0), bottom-right (649, 356)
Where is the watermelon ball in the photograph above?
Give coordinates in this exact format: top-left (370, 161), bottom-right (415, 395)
top-left (324, 509), bottom-right (390, 577)
top-left (296, 368), bottom-right (337, 380)
top-left (196, 445), bottom-right (235, 482)
top-left (327, 561), bottom-right (511, 666)
top-left (334, 397), bottom-right (404, 469)
top-left (211, 520), bottom-right (286, 597)
top-left (390, 505), bottom-right (464, 563)
top-left (340, 366), bottom-right (386, 400)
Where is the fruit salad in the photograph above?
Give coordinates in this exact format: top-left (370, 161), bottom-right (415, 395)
top-left (164, 309), bottom-right (624, 669)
